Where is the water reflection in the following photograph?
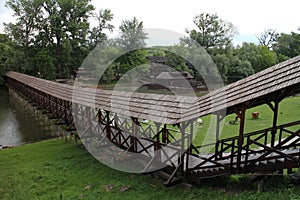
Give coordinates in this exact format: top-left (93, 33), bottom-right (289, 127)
top-left (0, 87), bottom-right (52, 147)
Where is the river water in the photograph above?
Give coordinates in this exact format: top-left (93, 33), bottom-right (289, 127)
top-left (0, 87), bottom-right (52, 147)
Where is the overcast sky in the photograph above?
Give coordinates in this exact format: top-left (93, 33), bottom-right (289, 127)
top-left (1, 0), bottom-right (300, 45)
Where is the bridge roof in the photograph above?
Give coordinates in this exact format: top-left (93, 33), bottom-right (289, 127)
top-left (6, 55), bottom-right (300, 124)
top-left (182, 55), bottom-right (300, 121)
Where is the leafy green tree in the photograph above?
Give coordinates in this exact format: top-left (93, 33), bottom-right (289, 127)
top-left (97, 17), bottom-right (149, 83)
top-left (83, 42), bottom-right (121, 83)
top-left (0, 34), bottom-right (14, 84)
top-left (0, 34), bottom-right (33, 77)
top-left (212, 54), bottom-right (230, 81)
top-left (236, 42), bottom-right (277, 73)
top-left (258, 46), bottom-right (278, 71)
top-left (5, 0), bottom-right (95, 79)
top-left (34, 49), bottom-right (56, 80)
top-left (227, 56), bottom-right (254, 83)
top-left (186, 13), bottom-right (237, 50)
top-left (118, 17), bottom-right (148, 51)
top-left (235, 43), bottom-right (260, 65)
top-left (5, 0), bottom-right (43, 47)
top-left (113, 49), bottom-right (148, 78)
top-left (89, 9), bottom-right (114, 49)
top-left (100, 65), bottom-right (115, 84)
top-left (273, 32), bottom-right (300, 60)
top-left (41, 0), bottom-right (94, 78)
top-left (162, 50), bottom-right (189, 72)
top-left (4, 0), bottom-right (43, 74)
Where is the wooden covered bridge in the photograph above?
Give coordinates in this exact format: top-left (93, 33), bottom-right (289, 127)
top-left (5, 55), bottom-right (300, 186)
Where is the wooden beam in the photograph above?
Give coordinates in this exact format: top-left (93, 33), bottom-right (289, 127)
top-left (236, 107), bottom-right (246, 172)
top-left (162, 124), bottom-right (167, 144)
top-left (185, 120), bottom-right (194, 175)
top-left (105, 111), bottom-right (111, 141)
top-left (215, 113), bottom-right (224, 158)
top-left (271, 101), bottom-right (279, 147)
top-left (266, 102), bottom-right (275, 112)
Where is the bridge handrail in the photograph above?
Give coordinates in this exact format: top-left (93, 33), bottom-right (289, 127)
top-left (193, 120), bottom-right (300, 150)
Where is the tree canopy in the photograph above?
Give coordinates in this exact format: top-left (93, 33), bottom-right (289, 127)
top-left (4, 0), bottom-right (96, 78)
top-left (117, 17), bottom-right (148, 51)
top-left (0, 34), bottom-right (14, 84)
top-left (1, 6), bottom-right (299, 85)
top-left (273, 32), bottom-right (300, 60)
top-left (186, 13), bottom-right (237, 50)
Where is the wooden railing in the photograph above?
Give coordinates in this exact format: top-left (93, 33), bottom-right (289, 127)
top-left (187, 120), bottom-right (300, 174)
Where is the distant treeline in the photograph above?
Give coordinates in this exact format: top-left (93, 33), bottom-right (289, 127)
top-left (0, 0), bottom-right (299, 85)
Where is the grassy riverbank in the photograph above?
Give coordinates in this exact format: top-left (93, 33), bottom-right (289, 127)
top-left (0, 139), bottom-right (300, 199)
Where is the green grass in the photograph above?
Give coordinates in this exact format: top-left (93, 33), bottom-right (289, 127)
top-left (193, 96), bottom-right (300, 146)
top-left (1, 139), bottom-right (300, 199)
top-left (0, 96), bottom-right (300, 199)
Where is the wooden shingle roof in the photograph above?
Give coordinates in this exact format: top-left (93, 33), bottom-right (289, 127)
top-left (182, 55), bottom-right (300, 121)
top-left (6, 55), bottom-right (300, 124)
top-left (6, 71), bottom-right (196, 124)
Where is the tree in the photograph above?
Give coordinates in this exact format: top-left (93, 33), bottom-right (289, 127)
top-left (4, 0), bottom-right (43, 75)
top-left (34, 49), bottom-right (56, 80)
top-left (257, 29), bottom-right (278, 49)
top-left (40, 0), bottom-right (95, 78)
top-left (98, 17), bottom-right (149, 83)
top-left (5, 0), bottom-right (43, 47)
top-left (0, 34), bottom-right (14, 84)
top-left (164, 51), bottom-right (190, 72)
top-left (113, 49), bottom-right (148, 80)
top-left (227, 56), bottom-right (254, 83)
top-left (89, 9), bottom-right (114, 49)
top-left (212, 54), bottom-right (230, 81)
top-left (258, 46), bottom-right (278, 71)
top-left (118, 17), bottom-right (148, 51)
top-left (5, 0), bottom-right (95, 79)
top-left (273, 32), bottom-right (300, 60)
top-left (235, 42), bottom-right (277, 73)
top-left (186, 13), bottom-right (237, 50)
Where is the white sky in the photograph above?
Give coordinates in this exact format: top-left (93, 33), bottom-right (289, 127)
top-left (1, 0), bottom-right (300, 45)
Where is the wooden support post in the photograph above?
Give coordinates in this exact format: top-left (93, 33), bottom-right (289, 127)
top-left (267, 100), bottom-right (280, 147)
top-left (215, 113), bottom-right (224, 159)
top-left (105, 111), bottom-right (111, 141)
top-left (130, 117), bottom-right (138, 152)
top-left (272, 101), bottom-right (279, 147)
top-left (114, 113), bottom-right (118, 128)
top-left (162, 124), bottom-right (167, 144)
top-left (179, 122), bottom-right (185, 175)
top-left (114, 114), bottom-right (122, 147)
top-left (97, 109), bottom-right (102, 123)
top-left (88, 107), bottom-right (93, 136)
top-left (63, 100), bottom-right (68, 126)
top-left (55, 97), bottom-right (59, 119)
top-left (154, 122), bottom-right (162, 164)
top-left (236, 107), bottom-right (246, 172)
top-left (154, 122), bottom-right (160, 150)
top-left (185, 120), bottom-right (194, 175)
